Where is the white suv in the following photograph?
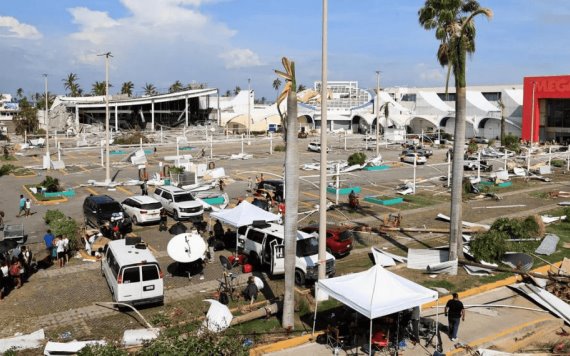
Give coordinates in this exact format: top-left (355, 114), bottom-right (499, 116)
top-left (121, 195), bottom-right (163, 225)
top-left (152, 186), bottom-right (204, 221)
top-left (237, 222), bottom-right (336, 285)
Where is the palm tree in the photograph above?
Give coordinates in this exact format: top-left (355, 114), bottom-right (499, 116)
top-left (168, 80), bottom-right (183, 93)
top-left (91, 81), bottom-right (109, 96)
top-left (497, 98), bottom-right (505, 145)
top-left (419, 0), bottom-right (493, 264)
top-left (120, 81), bottom-right (134, 96)
top-left (233, 86), bottom-right (241, 96)
top-left (225, 90), bottom-right (231, 97)
top-left (16, 88), bottom-right (24, 100)
top-left (272, 78), bottom-right (281, 92)
top-left (275, 57), bottom-right (299, 330)
top-left (63, 73), bottom-right (81, 97)
top-left (297, 84), bottom-right (306, 92)
top-left (143, 83), bottom-right (157, 96)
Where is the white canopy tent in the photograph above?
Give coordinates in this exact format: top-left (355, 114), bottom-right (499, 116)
top-left (313, 265), bottom-right (439, 352)
top-left (210, 201), bottom-right (280, 227)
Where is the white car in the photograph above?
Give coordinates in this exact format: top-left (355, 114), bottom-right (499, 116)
top-left (121, 195), bottom-right (163, 225)
top-left (308, 142), bottom-right (329, 152)
top-left (400, 153), bottom-right (427, 165)
top-left (152, 185), bottom-right (204, 221)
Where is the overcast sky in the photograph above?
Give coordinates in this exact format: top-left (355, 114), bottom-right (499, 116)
top-left (1, 0), bottom-right (569, 99)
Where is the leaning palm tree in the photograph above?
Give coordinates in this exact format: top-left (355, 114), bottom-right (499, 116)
top-left (142, 83), bottom-right (157, 96)
top-left (225, 90), bottom-right (231, 97)
top-left (272, 78), bottom-right (281, 93)
top-left (419, 0), bottom-right (493, 265)
top-left (497, 98), bottom-right (505, 145)
top-left (16, 88), bottom-right (24, 100)
top-left (120, 81), bottom-right (134, 96)
top-left (297, 84), bottom-right (306, 92)
top-left (91, 81), bottom-right (107, 96)
top-left (275, 57), bottom-right (299, 330)
top-left (233, 86), bottom-right (241, 96)
top-left (168, 80), bottom-right (183, 93)
top-left (63, 73), bottom-right (81, 97)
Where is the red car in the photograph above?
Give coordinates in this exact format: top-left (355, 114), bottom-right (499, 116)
top-left (300, 225), bottom-right (354, 257)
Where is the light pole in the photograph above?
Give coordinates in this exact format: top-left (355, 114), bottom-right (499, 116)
top-left (43, 74), bottom-right (50, 170)
top-left (375, 70), bottom-right (381, 157)
top-left (318, 0), bottom-right (328, 282)
top-left (530, 81), bottom-right (536, 147)
top-left (247, 78), bottom-right (251, 144)
top-left (98, 52), bottom-right (112, 183)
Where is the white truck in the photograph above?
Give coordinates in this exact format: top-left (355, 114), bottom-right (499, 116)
top-left (237, 222), bottom-right (336, 285)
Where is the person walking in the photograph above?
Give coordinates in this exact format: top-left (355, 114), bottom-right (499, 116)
top-left (247, 177), bottom-right (253, 192)
top-left (445, 293), bottom-right (465, 341)
top-left (159, 208), bottom-right (168, 232)
top-left (140, 180), bottom-right (148, 196)
top-left (218, 178), bottom-right (225, 192)
top-left (25, 198), bottom-right (31, 217)
top-left (17, 195), bottom-right (26, 217)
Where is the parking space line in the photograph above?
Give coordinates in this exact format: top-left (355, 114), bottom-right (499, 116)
top-left (302, 191), bottom-right (320, 199)
top-left (116, 186), bottom-right (134, 196)
top-left (361, 186), bottom-right (390, 196)
top-left (85, 187), bottom-right (98, 195)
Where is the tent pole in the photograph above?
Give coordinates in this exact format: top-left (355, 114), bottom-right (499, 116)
top-left (312, 284), bottom-right (319, 336)
top-left (369, 318), bottom-right (372, 356)
top-left (435, 300), bottom-right (439, 351)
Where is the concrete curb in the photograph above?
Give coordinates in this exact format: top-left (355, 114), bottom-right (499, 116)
top-left (22, 184), bottom-right (68, 205)
top-left (249, 333), bottom-right (323, 356)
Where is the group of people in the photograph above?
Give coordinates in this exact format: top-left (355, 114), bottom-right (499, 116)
top-left (43, 229), bottom-right (70, 268)
top-left (0, 245), bottom-right (33, 300)
top-left (17, 194), bottom-right (32, 218)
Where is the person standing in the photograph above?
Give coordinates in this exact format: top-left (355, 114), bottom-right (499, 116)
top-left (247, 177), bottom-right (253, 192)
top-left (159, 208), bottom-right (168, 232)
top-left (25, 198), bottom-right (31, 217)
top-left (218, 178), bottom-right (225, 192)
top-left (17, 195), bottom-right (26, 217)
top-left (141, 180), bottom-right (148, 196)
top-left (55, 236), bottom-right (66, 268)
top-left (445, 293), bottom-right (465, 341)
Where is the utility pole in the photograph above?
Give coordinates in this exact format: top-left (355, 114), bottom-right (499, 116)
top-left (318, 0), bottom-right (328, 281)
top-left (98, 52), bottom-right (113, 183)
top-left (375, 70), bottom-right (381, 157)
top-left (43, 74), bottom-right (50, 170)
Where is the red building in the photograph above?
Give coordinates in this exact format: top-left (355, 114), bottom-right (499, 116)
top-left (522, 75), bottom-right (570, 143)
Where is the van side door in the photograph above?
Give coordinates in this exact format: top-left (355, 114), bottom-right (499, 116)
top-left (141, 264), bottom-right (163, 300)
top-left (269, 239), bottom-right (285, 275)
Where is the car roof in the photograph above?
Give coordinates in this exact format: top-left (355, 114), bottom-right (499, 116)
top-left (107, 239), bottom-right (159, 266)
top-left (128, 195), bottom-right (160, 204)
top-left (87, 195), bottom-right (117, 204)
top-left (156, 185), bottom-right (187, 194)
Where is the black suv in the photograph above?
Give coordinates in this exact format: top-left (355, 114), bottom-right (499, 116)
top-left (83, 195), bottom-right (132, 233)
top-left (258, 180), bottom-right (284, 202)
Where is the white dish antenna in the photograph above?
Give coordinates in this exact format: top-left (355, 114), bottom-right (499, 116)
top-left (167, 231), bottom-right (206, 263)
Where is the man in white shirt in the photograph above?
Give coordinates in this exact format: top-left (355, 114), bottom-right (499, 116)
top-left (56, 237), bottom-right (66, 268)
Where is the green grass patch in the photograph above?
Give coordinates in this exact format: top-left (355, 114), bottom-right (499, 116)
top-left (11, 167), bottom-right (35, 176)
top-left (0, 155), bottom-right (16, 161)
top-left (24, 184), bottom-right (64, 201)
top-left (529, 191), bottom-right (551, 200)
top-left (230, 317), bottom-right (282, 334)
top-left (398, 193), bottom-right (447, 210)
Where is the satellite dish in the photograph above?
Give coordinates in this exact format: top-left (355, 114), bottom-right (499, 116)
top-left (167, 231), bottom-right (206, 263)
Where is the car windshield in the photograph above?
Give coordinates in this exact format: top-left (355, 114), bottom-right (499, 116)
top-left (173, 193), bottom-right (194, 202)
top-left (296, 237), bottom-right (319, 257)
top-left (339, 230), bottom-right (353, 241)
top-left (99, 202), bottom-right (122, 213)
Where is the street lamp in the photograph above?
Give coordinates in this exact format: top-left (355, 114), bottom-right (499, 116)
top-left (375, 70), bottom-right (381, 157)
top-left (43, 74), bottom-right (50, 170)
top-left (247, 78), bottom-right (251, 144)
top-left (530, 81), bottom-right (536, 147)
top-left (98, 52), bottom-right (113, 183)
top-left (318, 0), bottom-right (328, 281)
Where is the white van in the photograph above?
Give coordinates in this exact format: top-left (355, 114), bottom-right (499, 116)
top-left (101, 239), bottom-right (164, 306)
top-left (237, 222), bottom-right (336, 285)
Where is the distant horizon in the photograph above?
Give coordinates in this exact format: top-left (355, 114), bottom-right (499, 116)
top-left (1, 0), bottom-right (569, 99)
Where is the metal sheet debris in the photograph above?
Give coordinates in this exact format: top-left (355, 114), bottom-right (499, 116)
top-left (464, 265), bottom-right (494, 276)
top-left (44, 340), bottom-right (106, 355)
top-left (539, 165), bottom-right (552, 175)
top-left (511, 283), bottom-right (570, 325)
top-left (535, 234), bottom-right (559, 256)
top-left (0, 329), bottom-right (45, 353)
top-left (122, 328), bottom-right (160, 347)
top-left (436, 213), bottom-right (491, 231)
top-left (541, 215), bottom-right (566, 224)
top-left (371, 247), bottom-right (396, 267)
top-left (407, 248), bottom-right (449, 270)
top-left (501, 252), bottom-right (533, 271)
top-left (426, 260), bottom-right (458, 274)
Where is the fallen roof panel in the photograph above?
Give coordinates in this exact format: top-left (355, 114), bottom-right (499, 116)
top-left (511, 283), bottom-right (570, 325)
top-left (534, 234), bottom-right (559, 255)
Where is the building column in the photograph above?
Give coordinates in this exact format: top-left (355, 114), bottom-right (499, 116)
top-left (115, 105), bottom-right (118, 132)
top-left (185, 95), bottom-right (189, 128)
top-left (75, 107), bottom-right (79, 129)
top-left (151, 100), bottom-right (155, 131)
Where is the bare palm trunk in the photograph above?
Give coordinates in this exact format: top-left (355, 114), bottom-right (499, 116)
top-left (282, 90), bottom-right (299, 329)
top-left (500, 109), bottom-right (506, 145)
top-left (449, 46), bottom-right (467, 265)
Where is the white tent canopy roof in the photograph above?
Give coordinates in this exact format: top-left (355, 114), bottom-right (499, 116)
top-left (318, 265), bottom-right (438, 319)
top-left (210, 201), bottom-right (280, 227)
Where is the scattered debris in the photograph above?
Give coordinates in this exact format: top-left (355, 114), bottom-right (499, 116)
top-left (534, 234), bottom-right (560, 255)
top-left (202, 299), bottom-right (233, 333)
top-left (371, 247), bottom-right (395, 266)
top-left (511, 283), bottom-right (570, 325)
top-left (472, 204), bottom-right (526, 210)
top-left (230, 153), bottom-right (253, 160)
top-left (0, 329), bottom-right (45, 353)
top-left (501, 252), bottom-right (534, 271)
top-left (426, 260), bottom-right (458, 274)
top-left (407, 248), bottom-right (449, 270)
top-left (122, 328), bottom-right (160, 347)
top-left (541, 215), bottom-right (566, 224)
top-left (436, 213), bottom-right (491, 231)
top-left (44, 340), bottom-right (106, 355)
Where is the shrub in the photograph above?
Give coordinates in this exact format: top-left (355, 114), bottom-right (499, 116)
top-left (503, 133), bottom-right (520, 154)
top-left (488, 138), bottom-right (496, 147)
top-left (490, 217), bottom-right (529, 239)
top-left (467, 141), bottom-right (478, 154)
top-left (0, 164), bottom-right (15, 176)
top-left (551, 159), bottom-right (565, 168)
top-left (347, 152), bottom-right (367, 166)
top-left (113, 132), bottom-right (153, 145)
top-left (44, 209), bottom-right (65, 224)
top-left (470, 230), bottom-right (508, 263)
top-left (40, 175), bottom-right (61, 192)
top-left (170, 166), bottom-right (184, 174)
top-left (274, 144), bottom-right (286, 152)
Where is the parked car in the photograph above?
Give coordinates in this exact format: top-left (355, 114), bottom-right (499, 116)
top-left (258, 179), bottom-right (284, 202)
top-left (470, 136), bottom-right (489, 144)
top-left (402, 145), bottom-right (433, 158)
top-left (464, 157), bottom-right (490, 171)
top-left (308, 141), bottom-right (329, 152)
top-left (400, 153), bottom-right (427, 165)
top-left (121, 195), bottom-right (163, 225)
top-left (300, 225), bottom-right (354, 257)
top-left (83, 195), bottom-right (133, 233)
top-left (152, 186), bottom-right (204, 221)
